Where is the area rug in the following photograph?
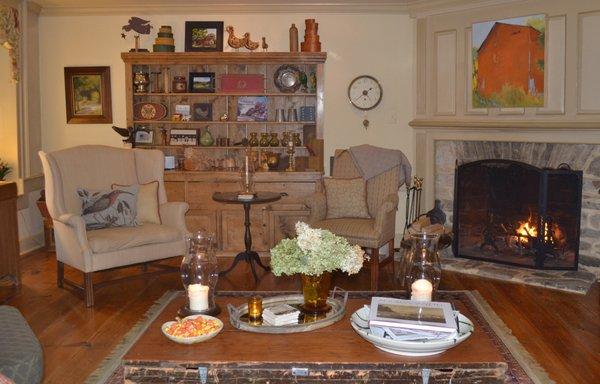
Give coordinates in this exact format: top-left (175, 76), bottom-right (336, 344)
top-left (87, 290), bottom-right (553, 384)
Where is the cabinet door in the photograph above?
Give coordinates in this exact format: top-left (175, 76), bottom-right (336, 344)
top-left (185, 209), bottom-right (218, 238)
top-left (268, 209), bottom-right (310, 247)
top-left (165, 181), bottom-right (185, 202)
top-left (221, 207), bottom-right (269, 252)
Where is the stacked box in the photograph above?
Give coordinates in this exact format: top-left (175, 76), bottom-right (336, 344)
top-left (153, 25), bottom-right (175, 52)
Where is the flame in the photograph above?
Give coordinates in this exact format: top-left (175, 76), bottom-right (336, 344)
top-left (516, 220), bottom-right (537, 245)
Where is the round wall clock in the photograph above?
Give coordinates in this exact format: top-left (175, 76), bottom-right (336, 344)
top-left (347, 75), bottom-right (383, 111)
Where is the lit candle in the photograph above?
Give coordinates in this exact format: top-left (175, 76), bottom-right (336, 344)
top-left (411, 279), bottom-right (433, 302)
top-left (247, 295), bottom-right (263, 320)
top-left (188, 283), bottom-right (209, 311)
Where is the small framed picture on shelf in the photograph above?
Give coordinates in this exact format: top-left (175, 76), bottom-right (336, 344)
top-left (189, 72), bottom-right (215, 93)
top-left (135, 130), bottom-right (154, 144)
top-left (175, 104), bottom-right (191, 120)
top-left (237, 96), bottom-right (268, 122)
top-left (169, 129), bottom-right (198, 146)
top-left (184, 21), bottom-right (224, 52)
top-left (193, 103), bottom-right (213, 121)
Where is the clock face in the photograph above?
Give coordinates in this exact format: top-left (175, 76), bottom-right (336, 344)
top-left (348, 75), bottom-right (383, 111)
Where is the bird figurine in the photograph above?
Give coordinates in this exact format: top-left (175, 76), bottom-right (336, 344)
top-left (226, 26), bottom-right (246, 50)
top-left (244, 33), bottom-right (260, 51)
top-left (112, 126), bottom-right (138, 148)
top-left (122, 17), bottom-right (153, 35)
top-left (261, 37), bottom-right (268, 52)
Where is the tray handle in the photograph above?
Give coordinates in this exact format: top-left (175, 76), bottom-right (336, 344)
top-left (331, 286), bottom-right (349, 307)
top-left (227, 303), bottom-right (241, 329)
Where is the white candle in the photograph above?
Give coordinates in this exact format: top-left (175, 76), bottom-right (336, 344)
top-left (244, 156), bottom-right (250, 187)
top-left (411, 279), bottom-right (433, 302)
top-left (188, 283), bottom-right (209, 311)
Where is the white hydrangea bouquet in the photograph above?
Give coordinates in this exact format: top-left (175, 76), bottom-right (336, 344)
top-left (270, 222), bottom-right (367, 276)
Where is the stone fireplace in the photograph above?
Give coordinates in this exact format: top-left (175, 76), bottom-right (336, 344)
top-left (433, 140), bottom-right (599, 279)
top-left (453, 159), bottom-right (582, 270)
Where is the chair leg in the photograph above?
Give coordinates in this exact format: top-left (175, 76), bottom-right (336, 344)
top-left (388, 238), bottom-right (395, 276)
top-left (84, 272), bottom-right (94, 307)
top-left (57, 261), bottom-right (64, 288)
top-left (370, 247), bottom-right (379, 291)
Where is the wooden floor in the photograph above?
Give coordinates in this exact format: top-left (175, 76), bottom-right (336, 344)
top-left (1, 249), bottom-right (598, 384)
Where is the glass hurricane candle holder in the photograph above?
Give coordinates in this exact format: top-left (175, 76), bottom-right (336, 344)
top-left (247, 295), bottom-right (263, 320)
top-left (180, 231), bottom-right (220, 316)
top-left (403, 233), bottom-right (441, 302)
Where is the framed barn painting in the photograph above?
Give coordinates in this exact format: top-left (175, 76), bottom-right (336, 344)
top-left (64, 66), bottom-right (113, 124)
top-left (472, 14), bottom-right (546, 108)
top-left (185, 21), bottom-right (224, 52)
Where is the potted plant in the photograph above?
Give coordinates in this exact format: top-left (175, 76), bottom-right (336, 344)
top-left (270, 222), bottom-right (366, 314)
top-left (0, 160), bottom-right (11, 181)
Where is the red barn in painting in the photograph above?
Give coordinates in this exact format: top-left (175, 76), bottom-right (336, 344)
top-left (476, 22), bottom-right (544, 98)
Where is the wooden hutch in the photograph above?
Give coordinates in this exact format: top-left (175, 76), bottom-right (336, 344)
top-left (121, 52), bottom-right (326, 254)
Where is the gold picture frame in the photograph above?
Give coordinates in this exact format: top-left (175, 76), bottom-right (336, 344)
top-left (64, 66), bottom-right (113, 124)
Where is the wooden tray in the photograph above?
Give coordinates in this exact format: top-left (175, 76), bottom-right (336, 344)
top-left (227, 288), bottom-right (348, 333)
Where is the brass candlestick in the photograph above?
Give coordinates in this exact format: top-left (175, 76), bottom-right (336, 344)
top-left (286, 141), bottom-right (296, 172)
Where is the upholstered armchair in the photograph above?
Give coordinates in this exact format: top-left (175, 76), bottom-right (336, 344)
top-left (39, 145), bottom-right (189, 307)
top-left (305, 149), bottom-right (405, 290)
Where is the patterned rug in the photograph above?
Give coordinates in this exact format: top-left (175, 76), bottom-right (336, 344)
top-left (86, 290), bottom-right (554, 384)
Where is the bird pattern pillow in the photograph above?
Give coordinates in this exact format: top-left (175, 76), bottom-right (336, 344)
top-left (77, 185), bottom-right (139, 230)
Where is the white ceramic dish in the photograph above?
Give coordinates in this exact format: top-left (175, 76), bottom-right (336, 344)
top-left (350, 307), bottom-right (474, 356)
top-left (161, 314), bottom-right (223, 345)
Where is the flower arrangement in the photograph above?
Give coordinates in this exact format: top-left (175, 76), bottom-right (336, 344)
top-left (0, 159), bottom-right (11, 181)
top-left (270, 222), bottom-right (366, 276)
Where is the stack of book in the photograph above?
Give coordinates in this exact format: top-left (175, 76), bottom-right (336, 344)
top-left (262, 304), bottom-right (300, 326)
top-left (368, 297), bottom-right (458, 341)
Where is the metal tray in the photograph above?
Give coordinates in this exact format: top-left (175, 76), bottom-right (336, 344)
top-left (227, 287), bottom-right (348, 333)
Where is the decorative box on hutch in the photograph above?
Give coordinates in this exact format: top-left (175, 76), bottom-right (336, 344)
top-left (121, 52), bottom-right (327, 254)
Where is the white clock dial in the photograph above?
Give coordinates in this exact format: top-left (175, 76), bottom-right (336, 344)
top-left (348, 75), bottom-right (383, 111)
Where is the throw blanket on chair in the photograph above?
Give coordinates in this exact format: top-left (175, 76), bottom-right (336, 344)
top-left (344, 144), bottom-right (412, 186)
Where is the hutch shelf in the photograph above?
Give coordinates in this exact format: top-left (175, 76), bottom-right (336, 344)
top-left (121, 52), bottom-right (327, 253)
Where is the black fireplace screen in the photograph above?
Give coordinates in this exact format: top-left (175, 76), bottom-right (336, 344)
top-left (452, 159), bottom-right (582, 270)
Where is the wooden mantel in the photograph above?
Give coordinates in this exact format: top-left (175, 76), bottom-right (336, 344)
top-left (121, 52), bottom-right (327, 65)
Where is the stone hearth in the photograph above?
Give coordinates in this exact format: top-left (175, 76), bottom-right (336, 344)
top-left (434, 140), bottom-right (600, 282)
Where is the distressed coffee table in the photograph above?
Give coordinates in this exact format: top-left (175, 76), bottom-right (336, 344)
top-left (122, 291), bottom-right (530, 383)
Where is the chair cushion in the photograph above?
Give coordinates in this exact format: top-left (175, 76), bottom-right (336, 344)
top-left (86, 223), bottom-right (180, 253)
top-left (323, 178), bottom-right (371, 219)
top-left (0, 306), bottom-right (43, 384)
top-left (313, 218), bottom-right (380, 248)
top-left (78, 185), bottom-right (139, 230)
top-left (112, 181), bottom-right (161, 225)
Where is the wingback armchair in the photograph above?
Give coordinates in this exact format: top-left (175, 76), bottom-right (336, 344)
top-left (39, 145), bottom-right (189, 307)
top-left (305, 150), bottom-right (403, 290)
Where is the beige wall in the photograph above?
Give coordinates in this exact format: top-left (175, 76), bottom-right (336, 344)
top-left (414, 0), bottom-right (600, 122)
top-left (38, 13), bottom-right (415, 164)
top-left (0, 48), bottom-right (18, 182)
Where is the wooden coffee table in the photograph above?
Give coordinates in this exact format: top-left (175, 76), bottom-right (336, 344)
top-left (122, 291), bottom-right (522, 383)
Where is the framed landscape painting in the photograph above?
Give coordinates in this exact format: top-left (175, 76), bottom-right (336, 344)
top-left (472, 14), bottom-right (545, 108)
top-left (64, 66), bottom-right (112, 124)
top-left (185, 21), bottom-right (224, 52)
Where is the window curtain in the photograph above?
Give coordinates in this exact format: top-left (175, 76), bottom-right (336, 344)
top-left (0, 5), bottom-right (19, 82)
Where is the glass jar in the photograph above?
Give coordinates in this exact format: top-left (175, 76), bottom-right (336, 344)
top-left (248, 132), bottom-right (259, 147)
top-left (292, 132), bottom-right (302, 146)
top-left (259, 132), bottom-right (270, 147)
top-left (402, 233), bottom-right (441, 302)
top-left (269, 132), bottom-right (279, 147)
top-left (172, 76), bottom-right (187, 93)
top-left (180, 231), bottom-right (220, 315)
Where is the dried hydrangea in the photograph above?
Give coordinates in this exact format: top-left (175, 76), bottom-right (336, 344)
top-left (270, 222), bottom-right (367, 277)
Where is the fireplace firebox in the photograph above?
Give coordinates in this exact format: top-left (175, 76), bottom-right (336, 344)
top-left (452, 159), bottom-right (582, 270)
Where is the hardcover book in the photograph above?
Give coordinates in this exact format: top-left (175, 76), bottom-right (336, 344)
top-left (368, 297), bottom-right (456, 333)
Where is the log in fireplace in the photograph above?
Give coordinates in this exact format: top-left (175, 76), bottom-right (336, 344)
top-left (452, 159), bottom-right (582, 270)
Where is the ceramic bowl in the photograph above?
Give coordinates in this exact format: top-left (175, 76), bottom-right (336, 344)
top-left (161, 314), bottom-right (223, 345)
top-left (350, 307), bottom-right (474, 356)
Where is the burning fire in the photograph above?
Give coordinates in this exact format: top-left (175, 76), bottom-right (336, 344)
top-left (516, 220), bottom-right (537, 245)
top-left (514, 219), bottom-right (566, 247)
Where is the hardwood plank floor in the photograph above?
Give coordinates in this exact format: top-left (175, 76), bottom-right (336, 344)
top-left (1, 249), bottom-right (598, 384)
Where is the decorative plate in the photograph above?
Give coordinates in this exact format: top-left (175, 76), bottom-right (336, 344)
top-left (273, 65), bottom-right (301, 93)
top-left (350, 307), bottom-right (474, 356)
top-left (161, 314), bottom-right (223, 345)
top-left (133, 102), bottom-right (168, 121)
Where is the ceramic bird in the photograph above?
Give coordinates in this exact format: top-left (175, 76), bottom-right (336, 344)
top-left (81, 190), bottom-right (132, 215)
top-left (261, 37), bottom-right (268, 52)
top-left (122, 17), bottom-right (152, 35)
top-left (112, 126), bottom-right (138, 147)
top-left (244, 33), bottom-right (260, 51)
top-left (226, 26), bottom-right (246, 50)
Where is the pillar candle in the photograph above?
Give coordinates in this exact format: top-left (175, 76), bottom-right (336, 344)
top-left (411, 279), bottom-right (433, 302)
top-left (188, 283), bottom-right (209, 311)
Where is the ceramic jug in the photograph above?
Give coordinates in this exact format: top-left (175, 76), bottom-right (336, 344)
top-left (200, 127), bottom-right (214, 146)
